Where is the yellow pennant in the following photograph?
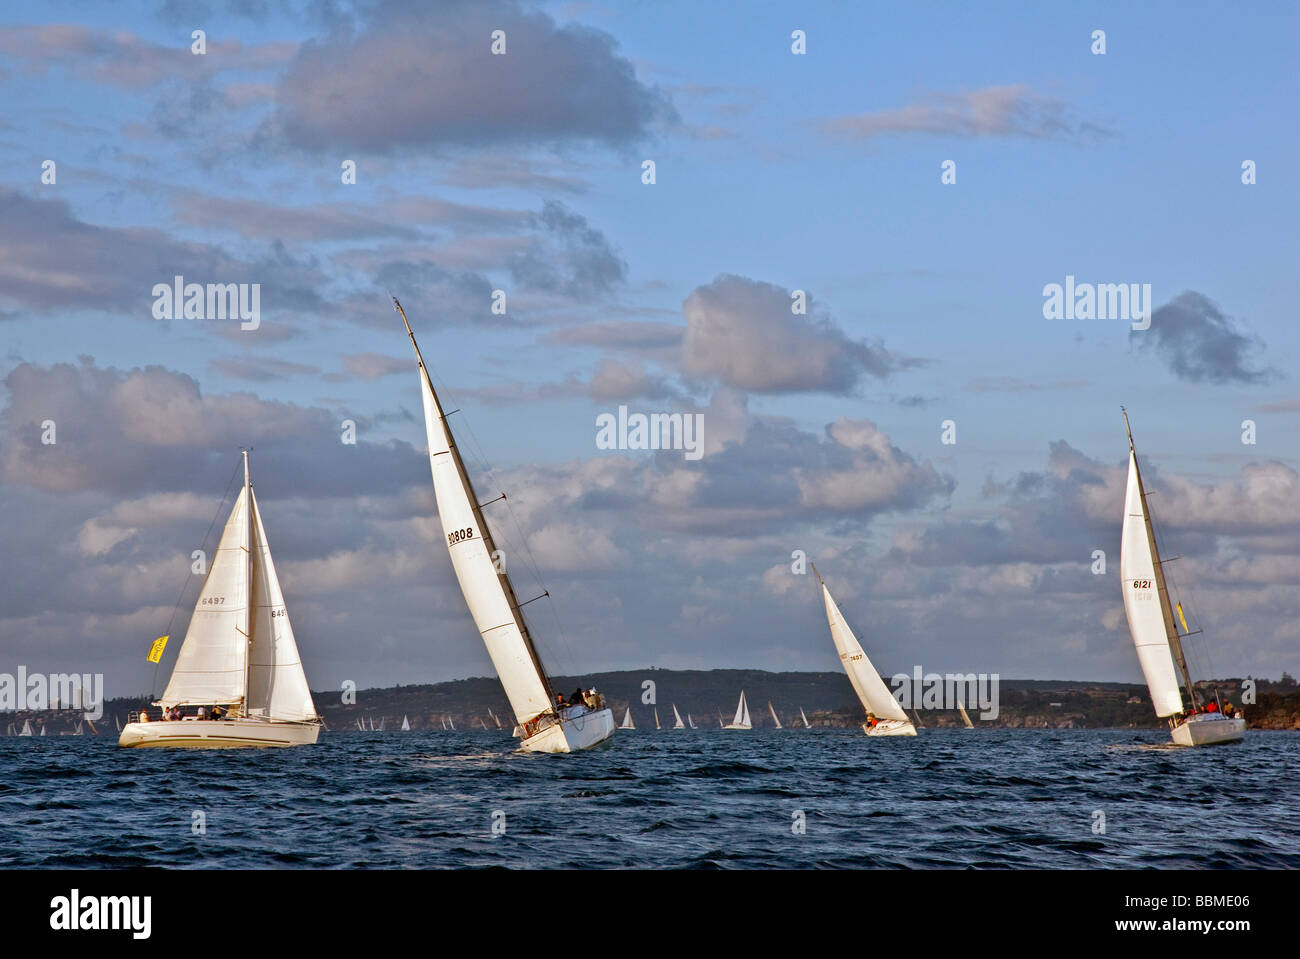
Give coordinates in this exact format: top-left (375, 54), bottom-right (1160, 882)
top-left (147, 635), bottom-right (169, 663)
top-left (1175, 603), bottom-right (1189, 633)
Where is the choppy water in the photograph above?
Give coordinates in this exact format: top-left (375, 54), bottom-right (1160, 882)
top-left (1, 728), bottom-right (1295, 869)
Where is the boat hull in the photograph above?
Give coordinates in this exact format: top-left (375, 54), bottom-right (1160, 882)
top-left (864, 719), bottom-right (916, 737)
top-left (519, 708), bottom-right (615, 753)
top-left (119, 719), bottom-right (320, 749)
top-left (1170, 714), bottom-right (1245, 746)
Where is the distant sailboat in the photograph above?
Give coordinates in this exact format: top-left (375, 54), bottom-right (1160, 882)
top-left (799, 707), bottom-right (811, 729)
top-left (440, 717), bottom-right (447, 730)
top-left (687, 713), bottom-right (697, 729)
top-left (957, 700), bottom-right (974, 729)
top-left (39, 723), bottom-right (45, 737)
top-left (114, 715), bottom-right (122, 732)
top-left (671, 704), bottom-right (685, 729)
top-left (768, 701), bottom-right (782, 729)
top-left (1120, 410), bottom-right (1245, 746)
top-left (401, 714), bottom-right (410, 731)
top-left (18, 719), bottom-right (33, 737)
top-left (447, 716), bottom-right (455, 731)
top-left (488, 708), bottom-right (502, 729)
top-left (479, 718), bottom-right (489, 730)
top-left (357, 717), bottom-right (365, 731)
top-left (654, 708), bottom-right (661, 730)
top-left (619, 708), bottom-right (635, 730)
top-left (119, 452), bottom-right (322, 748)
top-left (813, 564), bottom-right (915, 737)
top-left (723, 691), bottom-right (752, 730)
top-left (399, 299), bottom-right (614, 754)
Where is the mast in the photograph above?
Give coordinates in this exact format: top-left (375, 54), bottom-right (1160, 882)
top-left (1123, 409), bottom-right (1198, 710)
top-left (241, 449), bottom-right (253, 715)
top-left (396, 298), bottom-right (557, 714)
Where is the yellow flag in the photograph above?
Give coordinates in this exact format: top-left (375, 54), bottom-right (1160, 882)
top-left (1175, 603), bottom-right (1189, 633)
top-left (147, 635), bottom-right (169, 663)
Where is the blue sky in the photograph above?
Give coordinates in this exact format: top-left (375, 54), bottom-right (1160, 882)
top-left (0, 0), bottom-right (1296, 699)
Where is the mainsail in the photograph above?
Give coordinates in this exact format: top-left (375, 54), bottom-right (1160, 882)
top-left (768, 701), bottom-right (782, 728)
top-left (800, 707), bottom-right (810, 728)
top-left (672, 704), bottom-right (685, 729)
top-left (1120, 414), bottom-right (1192, 717)
top-left (400, 300), bottom-right (554, 727)
top-left (620, 707), bottom-right (634, 729)
top-left (818, 577), bottom-right (909, 723)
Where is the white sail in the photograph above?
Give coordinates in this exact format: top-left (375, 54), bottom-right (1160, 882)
top-left (244, 489), bottom-right (318, 722)
top-left (768, 701), bottom-right (782, 728)
top-left (448, 716), bottom-right (455, 730)
top-left (957, 701), bottom-right (974, 728)
top-left (654, 708), bottom-right (660, 730)
top-left (440, 718), bottom-right (447, 730)
top-left (1120, 449), bottom-right (1185, 717)
top-left (409, 321), bottom-right (553, 727)
top-left (728, 691), bottom-right (752, 728)
top-left (821, 583), bottom-right (909, 722)
top-left (401, 715), bottom-right (410, 731)
top-left (161, 486), bottom-right (251, 707)
top-left (19, 719), bottom-right (32, 736)
top-left (800, 707), bottom-right (810, 728)
top-left (619, 707), bottom-right (634, 729)
top-left (672, 704), bottom-right (685, 729)
top-left (688, 713), bottom-right (697, 728)
top-left (488, 708), bottom-right (502, 729)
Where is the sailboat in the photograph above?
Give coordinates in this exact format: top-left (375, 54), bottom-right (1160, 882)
top-left (120, 452), bottom-right (321, 748)
top-left (671, 704), bottom-right (685, 729)
top-left (401, 714), bottom-right (410, 731)
top-left (687, 713), bottom-right (697, 729)
top-left (18, 719), bottom-right (32, 737)
top-left (619, 707), bottom-right (635, 729)
top-left (768, 701), bottom-right (783, 729)
top-left (1120, 410), bottom-right (1245, 746)
top-left (956, 699), bottom-right (974, 729)
top-left (723, 691), bottom-right (752, 729)
top-left (479, 718), bottom-right (489, 730)
top-left (357, 717), bottom-right (366, 731)
top-left (114, 715), bottom-right (122, 733)
top-left (813, 565), bottom-right (915, 736)
top-left (440, 718), bottom-right (447, 730)
top-left (447, 716), bottom-right (455, 731)
top-left (799, 707), bottom-right (811, 729)
top-left (39, 724), bottom-right (45, 736)
top-left (399, 299), bottom-right (614, 754)
top-left (488, 708), bottom-right (502, 729)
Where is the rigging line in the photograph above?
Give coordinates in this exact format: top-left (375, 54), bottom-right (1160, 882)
top-left (152, 456), bottom-right (243, 699)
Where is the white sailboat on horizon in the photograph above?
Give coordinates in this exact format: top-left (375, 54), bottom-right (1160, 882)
top-left (813, 564), bottom-right (915, 737)
top-left (654, 707), bottom-right (661, 730)
top-left (399, 299), bottom-right (614, 754)
top-left (619, 707), bottom-right (635, 729)
top-left (18, 719), bottom-right (32, 737)
top-left (401, 714), bottom-right (410, 731)
top-left (723, 691), bottom-right (752, 730)
top-left (671, 704), bottom-right (685, 729)
top-left (687, 712), bottom-right (697, 729)
top-left (799, 707), bottom-right (811, 729)
top-left (1120, 410), bottom-right (1244, 747)
top-left (119, 452), bottom-right (321, 748)
top-left (956, 699), bottom-right (974, 729)
top-left (488, 708), bottom-right (502, 729)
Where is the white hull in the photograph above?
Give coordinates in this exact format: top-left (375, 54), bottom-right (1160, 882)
top-left (119, 718), bottom-right (321, 749)
top-left (864, 719), bottom-right (916, 737)
top-left (1171, 714), bottom-right (1245, 746)
top-left (518, 708), bottom-right (615, 754)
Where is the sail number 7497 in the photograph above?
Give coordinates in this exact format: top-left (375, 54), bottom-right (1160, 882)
top-left (448, 527), bottom-right (474, 546)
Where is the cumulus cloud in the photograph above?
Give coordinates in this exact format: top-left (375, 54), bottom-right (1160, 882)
top-left (681, 274), bottom-right (908, 394)
top-left (819, 85), bottom-right (1111, 142)
top-left (272, 0), bottom-right (674, 152)
top-left (1134, 291), bottom-right (1275, 384)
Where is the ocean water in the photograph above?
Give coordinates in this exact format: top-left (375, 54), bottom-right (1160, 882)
top-left (1, 728), bottom-right (1296, 869)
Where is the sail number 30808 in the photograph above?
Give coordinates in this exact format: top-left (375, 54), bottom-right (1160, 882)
top-left (448, 527), bottom-right (474, 546)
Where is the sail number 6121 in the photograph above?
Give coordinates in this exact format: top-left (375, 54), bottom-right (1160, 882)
top-left (448, 527), bottom-right (474, 546)
top-left (1131, 579), bottom-right (1153, 589)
